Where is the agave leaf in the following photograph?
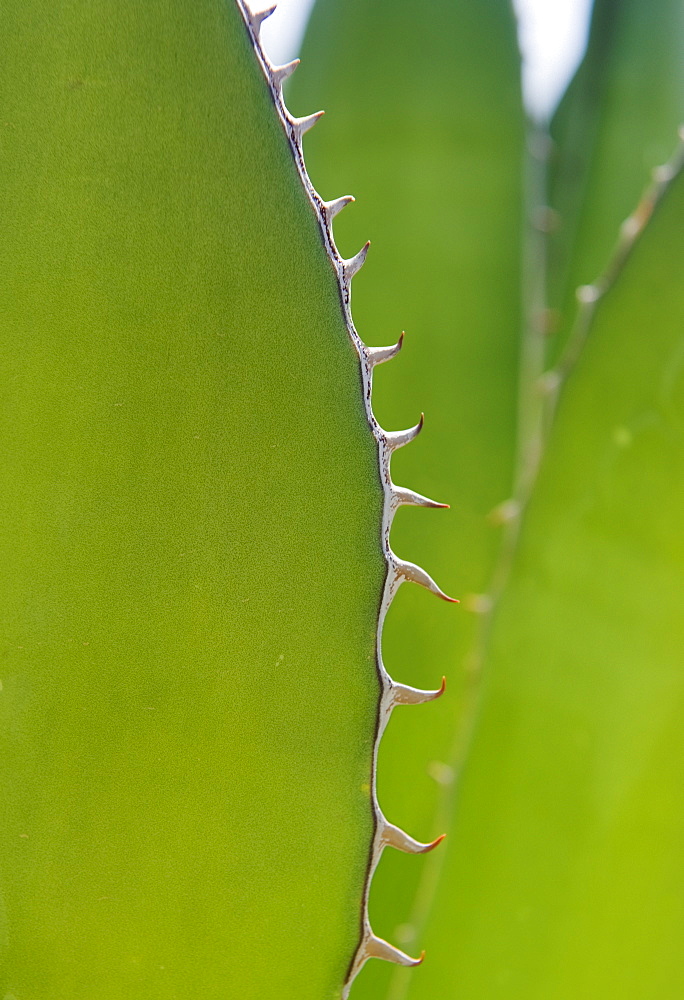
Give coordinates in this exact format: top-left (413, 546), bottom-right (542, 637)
top-left (0, 1), bottom-right (400, 996)
top-left (413, 153), bottom-right (684, 998)
top-left (547, 0), bottom-right (684, 364)
top-left (291, 0), bottom-right (524, 993)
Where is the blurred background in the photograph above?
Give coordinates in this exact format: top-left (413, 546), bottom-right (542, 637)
top-left (260, 0), bottom-right (594, 119)
top-left (254, 1), bottom-right (684, 998)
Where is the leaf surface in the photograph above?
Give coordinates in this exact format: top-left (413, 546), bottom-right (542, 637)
top-left (0, 2), bottom-right (384, 996)
top-left (291, 0), bottom-right (524, 994)
top-left (548, 0), bottom-right (684, 362)
top-left (415, 162), bottom-right (684, 999)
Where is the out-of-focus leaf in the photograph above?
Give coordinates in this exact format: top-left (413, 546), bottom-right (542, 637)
top-left (412, 160), bottom-right (684, 999)
top-left (291, 0), bottom-right (523, 994)
top-left (548, 0), bottom-right (684, 362)
top-left (0, 2), bottom-right (384, 996)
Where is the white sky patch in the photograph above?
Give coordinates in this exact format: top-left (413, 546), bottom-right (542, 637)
top-left (259, 0), bottom-right (595, 121)
top-left (513, 0), bottom-right (594, 119)
top-left (260, 0), bottom-right (317, 65)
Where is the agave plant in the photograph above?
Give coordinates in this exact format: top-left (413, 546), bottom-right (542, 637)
top-left (290, 0), bottom-right (684, 996)
top-left (1, 0), bottom-right (683, 999)
top-left (0, 1), bottom-right (451, 997)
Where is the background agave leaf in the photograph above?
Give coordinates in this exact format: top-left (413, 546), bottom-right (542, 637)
top-left (295, 0), bottom-right (684, 997)
top-left (417, 156), bottom-right (684, 999)
top-left (548, 0), bottom-right (684, 364)
top-left (291, 0), bottom-right (524, 994)
top-left (0, 1), bottom-right (387, 996)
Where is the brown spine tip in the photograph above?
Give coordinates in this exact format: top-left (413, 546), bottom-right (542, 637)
top-left (391, 486), bottom-right (450, 509)
top-left (425, 833), bottom-right (446, 852)
top-left (379, 818), bottom-right (447, 855)
top-left (389, 678), bottom-right (448, 707)
top-left (393, 558), bottom-right (458, 603)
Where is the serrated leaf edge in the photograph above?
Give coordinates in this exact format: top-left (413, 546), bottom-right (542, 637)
top-left (236, 3), bottom-right (454, 993)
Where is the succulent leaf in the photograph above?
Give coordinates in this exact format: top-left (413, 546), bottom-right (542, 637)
top-left (296, 0), bottom-right (684, 997)
top-left (291, 0), bottom-right (524, 993)
top-left (414, 148), bottom-right (684, 999)
top-left (0, 0), bottom-right (447, 995)
top-left (547, 0), bottom-right (684, 364)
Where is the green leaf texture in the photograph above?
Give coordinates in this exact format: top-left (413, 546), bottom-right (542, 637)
top-left (291, 0), bottom-right (523, 995)
top-left (419, 162), bottom-right (684, 999)
top-left (0, 2), bottom-right (384, 997)
top-left (296, 0), bottom-right (684, 997)
top-left (548, 0), bottom-right (684, 363)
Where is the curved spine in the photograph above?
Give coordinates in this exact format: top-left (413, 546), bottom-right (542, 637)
top-left (391, 484), bottom-right (449, 510)
top-left (237, 5), bottom-right (455, 993)
top-left (365, 330), bottom-right (404, 369)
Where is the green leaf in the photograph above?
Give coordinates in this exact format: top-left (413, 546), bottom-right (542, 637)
top-left (548, 0), bottom-right (684, 363)
top-left (0, 2), bottom-right (386, 996)
top-left (416, 157), bottom-right (684, 998)
top-left (291, 0), bottom-right (524, 993)
top-left (295, 0), bottom-right (684, 997)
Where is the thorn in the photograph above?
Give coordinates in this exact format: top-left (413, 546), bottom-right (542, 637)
top-left (395, 559), bottom-right (458, 602)
top-left (384, 413), bottom-right (424, 451)
top-left (364, 933), bottom-right (424, 967)
top-left (325, 195), bottom-right (355, 221)
top-left (289, 110), bottom-right (324, 143)
top-left (342, 241), bottom-right (370, 283)
top-left (271, 58), bottom-right (299, 87)
top-left (379, 818), bottom-right (446, 854)
top-left (391, 676), bottom-right (446, 706)
top-left (366, 332), bottom-right (404, 368)
top-left (392, 485), bottom-right (448, 509)
top-left (248, 3), bottom-right (276, 37)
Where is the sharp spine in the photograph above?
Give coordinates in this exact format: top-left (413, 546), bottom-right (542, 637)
top-left (342, 241), bottom-right (370, 283)
top-left (270, 58), bottom-right (300, 87)
top-left (390, 675), bottom-right (447, 706)
top-left (379, 817), bottom-right (446, 854)
top-left (248, 3), bottom-right (276, 36)
top-left (325, 195), bottom-right (355, 221)
top-left (235, 5), bottom-right (452, 992)
top-left (289, 110), bottom-right (324, 142)
top-left (393, 558), bottom-right (458, 602)
top-left (366, 332), bottom-right (404, 368)
top-left (391, 485), bottom-right (448, 509)
top-left (363, 933), bottom-right (425, 967)
top-left (384, 413), bottom-right (424, 451)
